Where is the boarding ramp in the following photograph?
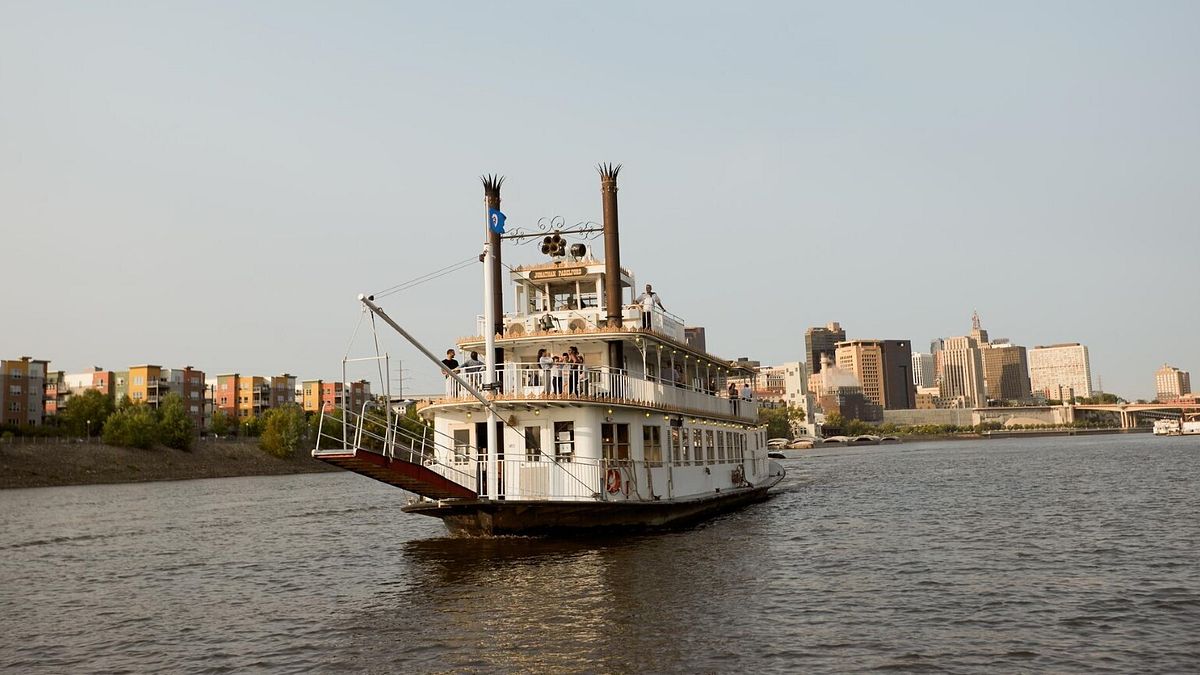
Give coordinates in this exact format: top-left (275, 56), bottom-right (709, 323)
top-left (312, 404), bottom-right (477, 501)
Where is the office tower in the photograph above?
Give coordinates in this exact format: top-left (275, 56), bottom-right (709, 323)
top-left (1028, 343), bottom-right (1093, 399)
top-left (805, 322), bottom-right (846, 375)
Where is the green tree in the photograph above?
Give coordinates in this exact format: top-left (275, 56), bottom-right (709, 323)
top-left (259, 405), bottom-right (309, 458)
top-left (209, 409), bottom-right (233, 437)
top-left (758, 405), bottom-right (803, 439)
top-left (60, 389), bottom-right (116, 437)
top-left (102, 404), bottom-right (159, 449)
top-left (240, 416), bottom-right (264, 437)
top-left (157, 393), bottom-right (195, 450)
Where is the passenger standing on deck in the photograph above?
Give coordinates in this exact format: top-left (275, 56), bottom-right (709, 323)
top-left (441, 349), bottom-right (460, 397)
top-left (462, 351), bottom-right (484, 388)
top-left (741, 383), bottom-right (752, 401)
top-left (551, 356), bottom-right (564, 395)
top-left (635, 284), bottom-right (664, 330)
top-left (728, 382), bottom-right (739, 415)
top-left (569, 346), bottom-right (585, 395)
top-left (535, 349), bottom-right (549, 389)
top-left (441, 349), bottom-right (459, 375)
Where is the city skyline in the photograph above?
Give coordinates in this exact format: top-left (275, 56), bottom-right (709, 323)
top-left (2, 2), bottom-right (1197, 401)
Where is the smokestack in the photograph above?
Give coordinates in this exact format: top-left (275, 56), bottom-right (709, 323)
top-left (481, 175), bottom-right (505, 338)
top-left (599, 163), bottom-right (623, 327)
top-left (599, 163), bottom-right (624, 371)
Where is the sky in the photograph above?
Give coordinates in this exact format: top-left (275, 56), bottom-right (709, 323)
top-left (2, 1), bottom-right (1197, 401)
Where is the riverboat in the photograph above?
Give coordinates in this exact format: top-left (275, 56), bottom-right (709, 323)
top-left (1153, 419), bottom-right (1200, 436)
top-left (313, 165), bottom-right (785, 536)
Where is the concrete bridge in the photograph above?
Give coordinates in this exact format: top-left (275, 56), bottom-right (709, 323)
top-left (974, 403), bottom-right (1200, 429)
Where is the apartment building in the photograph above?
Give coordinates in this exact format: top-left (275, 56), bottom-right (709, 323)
top-left (301, 379), bottom-right (373, 414)
top-left (215, 373), bottom-right (301, 421)
top-left (1, 357), bottom-right (49, 427)
top-left (1155, 364), bottom-right (1191, 402)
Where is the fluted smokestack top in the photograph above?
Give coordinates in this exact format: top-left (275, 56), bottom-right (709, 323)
top-left (480, 174), bottom-right (505, 208)
top-left (597, 163), bottom-right (622, 189)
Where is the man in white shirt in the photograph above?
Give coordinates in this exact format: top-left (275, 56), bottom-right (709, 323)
top-left (634, 284), bottom-right (664, 330)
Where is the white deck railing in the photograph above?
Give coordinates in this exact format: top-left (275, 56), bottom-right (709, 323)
top-left (478, 304), bottom-right (686, 342)
top-left (440, 365), bottom-right (759, 421)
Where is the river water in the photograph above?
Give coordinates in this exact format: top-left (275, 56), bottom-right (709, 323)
top-left (2, 433), bottom-right (1198, 673)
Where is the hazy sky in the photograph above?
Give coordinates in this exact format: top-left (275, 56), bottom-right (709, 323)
top-left (2, 1), bottom-right (1197, 400)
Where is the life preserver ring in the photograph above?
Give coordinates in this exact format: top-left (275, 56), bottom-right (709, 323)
top-left (605, 468), bottom-right (622, 494)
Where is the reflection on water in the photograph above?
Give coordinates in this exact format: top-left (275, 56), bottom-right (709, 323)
top-left (2, 434), bottom-right (1199, 673)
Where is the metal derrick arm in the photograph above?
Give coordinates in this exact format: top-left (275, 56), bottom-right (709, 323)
top-left (356, 293), bottom-right (596, 496)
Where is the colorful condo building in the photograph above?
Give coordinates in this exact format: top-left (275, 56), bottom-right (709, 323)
top-left (1, 357), bottom-right (49, 428)
top-left (301, 379), bottom-right (372, 414)
top-left (112, 365), bottom-right (206, 429)
top-left (213, 373), bottom-right (298, 421)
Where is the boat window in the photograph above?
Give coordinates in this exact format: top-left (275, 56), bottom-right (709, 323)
top-left (691, 428), bottom-right (703, 465)
top-left (578, 290), bottom-right (598, 308)
top-left (680, 428), bottom-right (690, 464)
top-left (549, 283), bottom-right (577, 311)
top-left (601, 423), bottom-right (630, 461)
top-left (554, 421), bottom-right (575, 461)
top-left (524, 425), bottom-right (542, 462)
top-left (453, 429), bottom-right (471, 464)
top-left (705, 430), bottom-right (715, 464)
top-left (717, 431), bottom-right (726, 462)
top-left (643, 425), bottom-right (662, 465)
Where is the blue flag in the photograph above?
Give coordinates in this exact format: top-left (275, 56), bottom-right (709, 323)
top-left (488, 208), bottom-right (506, 234)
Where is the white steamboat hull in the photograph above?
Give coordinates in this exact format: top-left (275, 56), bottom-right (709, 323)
top-left (404, 474), bottom-right (785, 537)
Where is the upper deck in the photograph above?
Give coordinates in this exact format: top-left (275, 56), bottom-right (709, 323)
top-left (447, 257), bottom-right (760, 422)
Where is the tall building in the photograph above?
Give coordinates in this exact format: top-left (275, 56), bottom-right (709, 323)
top-left (836, 339), bottom-right (915, 410)
top-left (813, 356), bottom-right (881, 422)
top-left (835, 340), bottom-right (884, 408)
top-left (805, 322), bottom-right (845, 375)
top-left (937, 336), bottom-right (986, 408)
top-left (912, 352), bottom-right (935, 388)
top-left (970, 310), bottom-right (989, 345)
top-left (980, 342), bottom-right (1032, 403)
top-left (880, 340), bottom-right (917, 410)
top-left (1155, 364), bottom-right (1192, 401)
top-left (683, 326), bottom-right (707, 353)
top-left (1, 357), bottom-right (48, 428)
top-left (930, 338), bottom-right (945, 358)
top-left (1028, 343), bottom-right (1092, 400)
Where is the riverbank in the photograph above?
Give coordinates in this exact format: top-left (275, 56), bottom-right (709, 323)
top-left (0, 439), bottom-right (340, 490)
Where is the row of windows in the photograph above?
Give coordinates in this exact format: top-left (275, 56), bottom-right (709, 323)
top-left (451, 422), bottom-right (756, 466)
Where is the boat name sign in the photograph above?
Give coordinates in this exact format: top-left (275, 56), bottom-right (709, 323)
top-left (529, 266), bottom-right (587, 281)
